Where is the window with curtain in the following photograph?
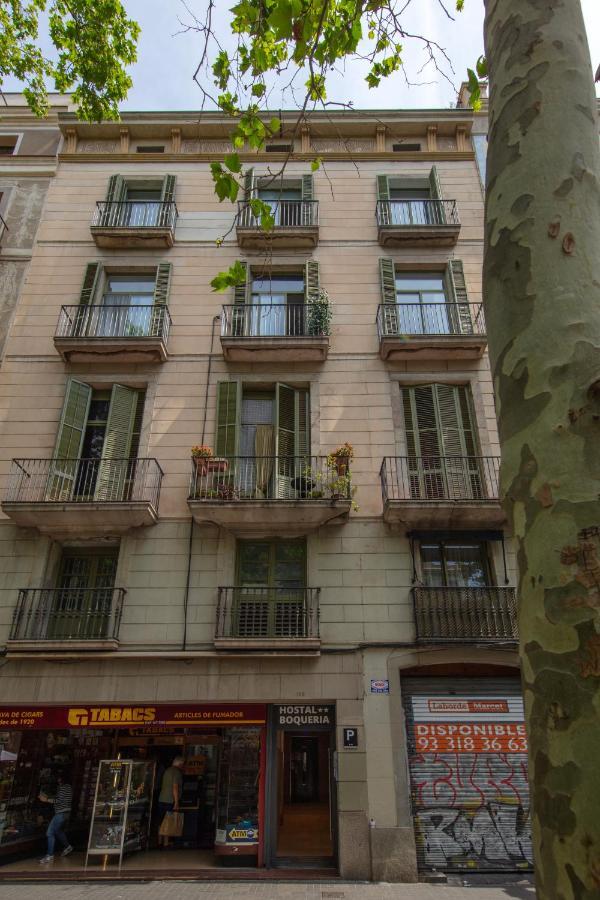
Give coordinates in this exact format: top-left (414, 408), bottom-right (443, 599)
top-left (99, 274), bottom-right (156, 337)
top-left (123, 185), bottom-right (162, 226)
top-left (395, 272), bottom-right (450, 335)
top-left (257, 186), bottom-right (302, 226)
top-left (250, 273), bottom-right (305, 336)
top-left (420, 540), bottom-right (490, 588)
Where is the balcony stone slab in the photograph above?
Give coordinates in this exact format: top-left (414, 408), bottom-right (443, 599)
top-left (1, 500), bottom-right (159, 537)
top-left (187, 498), bottom-right (351, 536)
top-left (54, 335), bottom-right (169, 364)
top-left (221, 335), bottom-right (329, 363)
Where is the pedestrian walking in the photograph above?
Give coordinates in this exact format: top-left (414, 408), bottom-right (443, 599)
top-left (38, 771), bottom-right (73, 864)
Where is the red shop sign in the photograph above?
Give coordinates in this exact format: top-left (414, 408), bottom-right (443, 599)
top-left (0, 704), bottom-right (267, 730)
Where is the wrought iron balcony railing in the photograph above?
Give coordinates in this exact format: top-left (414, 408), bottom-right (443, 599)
top-left (189, 455), bottom-right (352, 502)
top-left (5, 458), bottom-right (163, 509)
top-left (91, 200), bottom-right (178, 230)
top-left (221, 303), bottom-right (329, 339)
top-left (376, 198), bottom-right (459, 228)
top-left (10, 588), bottom-right (125, 642)
top-left (0, 212), bottom-right (8, 244)
top-left (376, 302), bottom-right (485, 338)
top-left (413, 586), bottom-right (517, 643)
top-left (380, 456), bottom-right (500, 503)
top-left (237, 199), bottom-right (318, 229)
top-left (216, 586), bottom-right (320, 640)
top-left (56, 303), bottom-right (171, 341)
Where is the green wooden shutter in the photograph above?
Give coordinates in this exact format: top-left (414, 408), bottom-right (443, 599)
top-left (402, 384), bottom-right (443, 499)
top-left (379, 258), bottom-right (398, 335)
top-left (160, 174), bottom-right (177, 203)
top-left (105, 174), bottom-right (125, 203)
top-left (244, 168), bottom-right (255, 199)
top-left (79, 262), bottom-right (101, 306)
top-left (102, 175), bottom-right (125, 226)
top-left (301, 174), bottom-right (314, 225)
top-left (304, 260), bottom-right (320, 304)
top-left (446, 259), bottom-right (473, 334)
top-left (297, 388), bottom-right (310, 458)
top-left (47, 379), bottom-right (92, 500)
top-left (234, 261), bottom-right (249, 305)
top-left (94, 385), bottom-right (139, 501)
top-left (151, 262), bottom-right (172, 336)
top-left (231, 261), bottom-right (249, 336)
top-left (428, 165), bottom-right (445, 224)
top-left (275, 385), bottom-right (310, 498)
top-left (376, 175), bottom-right (390, 201)
top-left (215, 382), bottom-right (240, 457)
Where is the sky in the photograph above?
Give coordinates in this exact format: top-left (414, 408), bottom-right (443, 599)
top-left (3, 0), bottom-right (600, 111)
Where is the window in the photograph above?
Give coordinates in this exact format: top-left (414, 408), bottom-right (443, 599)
top-left (401, 383), bottom-right (482, 500)
top-left (420, 540), bottom-right (490, 588)
top-left (228, 260), bottom-right (320, 338)
top-left (48, 549), bottom-right (119, 640)
top-left (235, 539), bottom-right (307, 637)
top-left (265, 143), bottom-right (292, 153)
top-left (100, 273), bottom-right (156, 337)
top-left (102, 174), bottom-right (176, 227)
top-left (49, 379), bottom-right (145, 502)
top-left (136, 146), bottom-right (165, 153)
top-left (243, 171), bottom-right (314, 227)
top-left (250, 272), bottom-right (305, 336)
top-left (395, 272), bottom-right (450, 335)
top-left (393, 142), bottom-right (421, 152)
top-left (377, 168), bottom-right (444, 225)
top-left (215, 382), bottom-right (310, 499)
top-left (0, 135), bottom-right (18, 155)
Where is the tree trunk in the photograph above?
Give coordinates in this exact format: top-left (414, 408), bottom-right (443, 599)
top-left (483, 1), bottom-right (600, 897)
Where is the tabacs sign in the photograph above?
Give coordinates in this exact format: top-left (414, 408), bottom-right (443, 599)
top-left (275, 704), bottom-right (335, 729)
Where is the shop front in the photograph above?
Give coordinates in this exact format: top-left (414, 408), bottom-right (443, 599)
top-left (0, 701), bottom-right (338, 877)
top-left (401, 677), bottom-right (533, 875)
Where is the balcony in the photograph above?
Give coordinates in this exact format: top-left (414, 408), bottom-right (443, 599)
top-left (188, 455), bottom-right (352, 536)
top-left (7, 588), bottom-right (124, 653)
top-left (376, 303), bottom-right (486, 361)
top-left (54, 303), bottom-right (171, 364)
top-left (380, 456), bottom-right (505, 529)
top-left (220, 304), bottom-right (329, 362)
top-left (0, 212), bottom-right (8, 246)
top-left (413, 586), bottom-right (518, 644)
top-left (215, 587), bottom-right (320, 652)
top-left (2, 457), bottom-right (163, 537)
top-left (90, 200), bottom-right (177, 248)
top-left (376, 199), bottom-right (460, 248)
top-left (236, 200), bottom-right (319, 249)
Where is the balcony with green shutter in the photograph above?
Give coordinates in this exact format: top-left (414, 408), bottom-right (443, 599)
top-left (376, 261), bottom-right (487, 362)
top-left (375, 170), bottom-right (460, 248)
top-left (236, 173), bottom-right (319, 249)
top-left (220, 262), bottom-right (330, 362)
top-left (187, 382), bottom-right (352, 536)
top-left (54, 264), bottom-right (172, 364)
top-left (90, 174), bottom-right (178, 248)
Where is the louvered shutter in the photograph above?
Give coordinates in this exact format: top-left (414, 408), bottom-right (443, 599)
top-left (103, 175), bottom-right (125, 226)
top-left (379, 258), bottom-right (398, 335)
top-left (446, 260), bottom-right (473, 334)
top-left (151, 262), bottom-right (172, 336)
top-left (377, 174), bottom-right (390, 225)
top-left (160, 175), bottom-right (177, 226)
top-left (74, 262), bottom-right (101, 336)
top-left (47, 379), bottom-right (92, 500)
top-left (244, 167), bottom-right (255, 198)
top-left (402, 385), bottom-right (444, 500)
top-left (301, 174), bottom-right (314, 225)
top-left (215, 382), bottom-right (240, 458)
top-left (276, 384), bottom-right (296, 499)
top-left (428, 165), bottom-right (445, 224)
top-left (304, 260), bottom-right (320, 303)
top-left (230, 261), bottom-right (249, 336)
top-left (94, 385), bottom-right (138, 501)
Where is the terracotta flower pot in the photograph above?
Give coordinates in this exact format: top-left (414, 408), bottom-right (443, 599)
top-left (193, 456), bottom-right (211, 476)
top-left (334, 457), bottom-right (349, 476)
top-left (207, 458), bottom-right (229, 473)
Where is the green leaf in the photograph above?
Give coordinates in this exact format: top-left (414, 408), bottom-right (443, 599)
top-left (476, 55), bottom-right (488, 78)
top-left (251, 82), bottom-right (266, 97)
top-left (224, 152), bottom-right (242, 173)
top-left (269, 117), bottom-right (281, 134)
top-left (311, 158), bottom-right (322, 172)
top-left (210, 260), bottom-right (248, 292)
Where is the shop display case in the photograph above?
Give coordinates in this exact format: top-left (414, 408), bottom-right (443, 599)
top-left (214, 728), bottom-right (260, 860)
top-left (86, 759), bottom-right (154, 867)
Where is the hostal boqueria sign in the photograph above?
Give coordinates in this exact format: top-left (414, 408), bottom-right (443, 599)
top-left (275, 704), bottom-right (335, 729)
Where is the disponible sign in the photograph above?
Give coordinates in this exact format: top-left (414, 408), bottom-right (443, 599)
top-left (414, 722), bottom-right (528, 753)
top-left (0, 704), bottom-right (266, 730)
top-left (276, 705), bottom-right (334, 728)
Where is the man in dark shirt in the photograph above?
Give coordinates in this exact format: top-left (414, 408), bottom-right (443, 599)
top-left (38, 771), bottom-right (73, 864)
top-left (158, 755), bottom-right (184, 848)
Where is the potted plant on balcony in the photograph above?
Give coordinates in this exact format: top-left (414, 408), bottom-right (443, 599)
top-left (191, 446), bottom-right (229, 476)
top-left (328, 442), bottom-right (354, 476)
top-left (307, 288), bottom-right (333, 336)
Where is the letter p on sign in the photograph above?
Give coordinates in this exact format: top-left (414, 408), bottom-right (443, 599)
top-left (343, 727), bottom-right (358, 748)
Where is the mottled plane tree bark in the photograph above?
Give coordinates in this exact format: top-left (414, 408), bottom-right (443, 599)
top-left (483, 1), bottom-right (600, 897)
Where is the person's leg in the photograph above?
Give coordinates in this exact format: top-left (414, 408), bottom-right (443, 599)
top-left (54, 813), bottom-right (69, 850)
top-left (46, 815), bottom-right (58, 856)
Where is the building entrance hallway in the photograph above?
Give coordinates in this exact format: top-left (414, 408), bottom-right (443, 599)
top-left (275, 732), bottom-right (333, 862)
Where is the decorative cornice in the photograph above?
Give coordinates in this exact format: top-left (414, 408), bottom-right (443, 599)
top-left (58, 150), bottom-right (475, 163)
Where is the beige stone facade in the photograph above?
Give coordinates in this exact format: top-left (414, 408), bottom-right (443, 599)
top-left (0, 104), bottom-right (521, 879)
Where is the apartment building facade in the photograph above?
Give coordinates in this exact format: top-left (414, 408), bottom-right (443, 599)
top-left (0, 103), bottom-right (528, 880)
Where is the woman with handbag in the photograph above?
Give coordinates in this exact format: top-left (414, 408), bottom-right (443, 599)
top-left (157, 755), bottom-right (184, 848)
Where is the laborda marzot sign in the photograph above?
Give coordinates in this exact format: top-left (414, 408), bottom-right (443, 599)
top-left (275, 704), bottom-right (335, 730)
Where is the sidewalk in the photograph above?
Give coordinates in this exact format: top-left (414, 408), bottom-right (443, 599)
top-left (0, 877), bottom-right (536, 900)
